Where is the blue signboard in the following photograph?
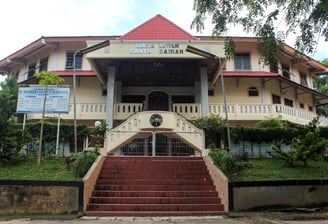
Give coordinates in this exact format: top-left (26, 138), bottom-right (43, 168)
top-left (17, 86), bottom-right (70, 114)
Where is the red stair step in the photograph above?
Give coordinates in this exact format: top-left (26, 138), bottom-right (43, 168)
top-left (94, 184), bottom-right (216, 191)
top-left (96, 178), bottom-right (213, 185)
top-left (92, 190), bottom-right (218, 198)
top-left (87, 203), bottom-right (224, 212)
top-left (86, 156), bottom-right (225, 216)
top-left (90, 196), bottom-right (221, 204)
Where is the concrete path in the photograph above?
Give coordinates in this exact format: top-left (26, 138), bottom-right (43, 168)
top-left (0, 215), bottom-right (327, 224)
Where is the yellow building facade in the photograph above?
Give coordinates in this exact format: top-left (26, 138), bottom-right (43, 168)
top-left (1, 15), bottom-right (327, 156)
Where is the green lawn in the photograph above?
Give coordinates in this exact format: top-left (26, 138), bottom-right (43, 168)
top-left (229, 158), bottom-right (328, 181)
top-left (0, 156), bottom-right (78, 181)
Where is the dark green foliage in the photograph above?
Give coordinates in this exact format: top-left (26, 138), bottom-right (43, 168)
top-left (24, 121), bottom-right (89, 154)
top-left (231, 126), bottom-right (297, 146)
top-left (232, 118), bottom-right (300, 149)
top-left (224, 38), bottom-right (236, 61)
top-left (0, 74), bottom-right (29, 165)
top-left (192, 0), bottom-right (328, 58)
top-left (92, 120), bottom-right (107, 148)
top-left (193, 115), bottom-right (224, 148)
top-left (272, 118), bottom-right (328, 166)
top-left (73, 150), bottom-right (99, 178)
top-left (313, 59), bottom-right (328, 117)
top-left (255, 117), bottom-right (291, 128)
top-left (0, 121), bottom-right (30, 166)
top-left (209, 147), bottom-right (242, 177)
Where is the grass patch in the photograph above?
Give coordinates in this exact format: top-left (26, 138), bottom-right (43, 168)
top-left (0, 156), bottom-right (78, 181)
top-left (229, 158), bottom-right (328, 181)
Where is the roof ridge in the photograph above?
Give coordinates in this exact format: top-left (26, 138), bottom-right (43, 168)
top-left (119, 14), bottom-right (197, 41)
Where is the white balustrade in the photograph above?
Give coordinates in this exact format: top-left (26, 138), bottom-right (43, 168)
top-left (171, 103), bottom-right (201, 120)
top-left (26, 102), bottom-right (328, 127)
top-left (105, 111), bottom-right (204, 155)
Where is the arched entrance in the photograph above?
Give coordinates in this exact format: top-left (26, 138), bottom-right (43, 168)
top-left (148, 91), bottom-right (169, 111)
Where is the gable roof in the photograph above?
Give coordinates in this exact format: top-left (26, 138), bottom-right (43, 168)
top-left (119, 14), bottom-right (198, 41)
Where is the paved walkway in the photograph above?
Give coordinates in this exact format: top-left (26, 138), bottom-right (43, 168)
top-left (0, 213), bottom-right (327, 224)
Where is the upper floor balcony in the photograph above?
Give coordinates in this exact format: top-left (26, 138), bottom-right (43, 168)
top-left (26, 102), bottom-right (328, 127)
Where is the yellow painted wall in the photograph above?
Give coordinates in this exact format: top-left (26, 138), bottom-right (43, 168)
top-left (210, 78), bottom-right (263, 104)
top-left (64, 77), bottom-right (106, 104)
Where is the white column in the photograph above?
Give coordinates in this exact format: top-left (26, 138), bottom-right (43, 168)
top-left (200, 66), bottom-right (209, 117)
top-left (106, 66), bottom-right (115, 129)
top-left (261, 78), bottom-right (266, 104)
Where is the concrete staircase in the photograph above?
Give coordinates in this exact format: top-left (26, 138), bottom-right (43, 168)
top-left (85, 156), bottom-right (225, 216)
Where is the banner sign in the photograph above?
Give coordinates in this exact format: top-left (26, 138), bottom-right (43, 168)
top-left (17, 86), bottom-right (70, 114)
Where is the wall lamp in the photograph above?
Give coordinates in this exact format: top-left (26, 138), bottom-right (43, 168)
top-left (73, 40), bottom-right (110, 153)
top-left (186, 45), bottom-right (231, 150)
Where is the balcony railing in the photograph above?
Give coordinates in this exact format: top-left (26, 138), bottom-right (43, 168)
top-left (26, 102), bottom-right (328, 126)
top-left (209, 103), bottom-right (328, 126)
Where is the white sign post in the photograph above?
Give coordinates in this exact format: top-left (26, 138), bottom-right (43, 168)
top-left (17, 86), bottom-right (70, 114)
top-left (17, 86), bottom-right (70, 155)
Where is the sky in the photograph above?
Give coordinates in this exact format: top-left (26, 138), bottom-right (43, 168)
top-left (0, 0), bottom-right (327, 82)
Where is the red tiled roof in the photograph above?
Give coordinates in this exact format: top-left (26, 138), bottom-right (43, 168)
top-left (222, 71), bottom-right (279, 77)
top-left (119, 14), bottom-right (198, 41)
top-left (50, 70), bottom-right (96, 76)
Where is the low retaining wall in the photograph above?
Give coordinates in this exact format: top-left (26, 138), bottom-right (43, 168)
top-left (0, 180), bottom-right (83, 214)
top-left (83, 155), bottom-right (105, 211)
top-left (204, 156), bottom-right (229, 213)
top-left (229, 180), bottom-right (328, 211)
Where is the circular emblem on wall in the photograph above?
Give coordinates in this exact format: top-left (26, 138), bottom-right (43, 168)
top-left (149, 114), bottom-right (163, 127)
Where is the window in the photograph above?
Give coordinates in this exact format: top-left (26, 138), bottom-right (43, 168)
top-left (248, 87), bottom-right (259, 96)
top-left (300, 103), bottom-right (304, 109)
top-left (208, 90), bottom-right (214, 96)
top-left (65, 51), bottom-right (82, 69)
top-left (272, 94), bottom-right (281, 104)
top-left (300, 72), bottom-right (308, 87)
top-left (284, 98), bottom-right (293, 107)
top-left (270, 59), bottom-right (278, 73)
top-left (28, 62), bottom-right (36, 78)
top-left (39, 57), bottom-right (48, 72)
top-left (309, 106), bottom-right (313, 111)
top-left (282, 63), bottom-right (290, 79)
top-left (234, 53), bottom-right (251, 70)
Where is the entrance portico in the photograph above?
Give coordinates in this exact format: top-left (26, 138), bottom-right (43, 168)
top-left (86, 40), bottom-right (225, 130)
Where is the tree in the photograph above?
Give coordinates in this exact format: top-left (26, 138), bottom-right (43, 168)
top-left (0, 74), bottom-right (29, 165)
top-left (192, 0), bottom-right (328, 60)
top-left (272, 118), bottom-right (328, 166)
top-left (193, 115), bottom-right (224, 148)
top-left (314, 58), bottom-right (328, 117)
top-left (34, 71), bottom-right (64, 169)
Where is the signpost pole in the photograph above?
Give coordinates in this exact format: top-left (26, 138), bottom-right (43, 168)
top-left (55, 115), bottom-right (61, 155)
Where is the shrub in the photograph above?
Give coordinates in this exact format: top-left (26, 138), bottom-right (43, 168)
top-left (271, 118), bottom-right (328, 166)
top-left (193, 115), bottom-right (224, 148)
top-left (209, 147), bottom-right (241, 176)
top-left (72, 150), bottom-right (99, 178)
top-left (0, 120), bottom-right (30, 166)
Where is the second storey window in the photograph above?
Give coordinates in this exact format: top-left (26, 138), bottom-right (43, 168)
top-left (284, 98), bottom-right (293, 107)
top-left (272, 94), bottom-right (281, 104)
top-left (235, 53), bottom-right (251, 70)
top-left (282, 63), bottom-right (290, 79)
top-left (270, 59), bottom-right (278, 73)
top-left (28, 62), bottom-right (36, 78)
top-left (66, 51), bottom-right (82, 69)
top-left (300, 72), bottom-right (308, 87)
top-left (39, 57), bottom-right (48, 72)
top-left (248, 87), bottom-right (259, 96)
